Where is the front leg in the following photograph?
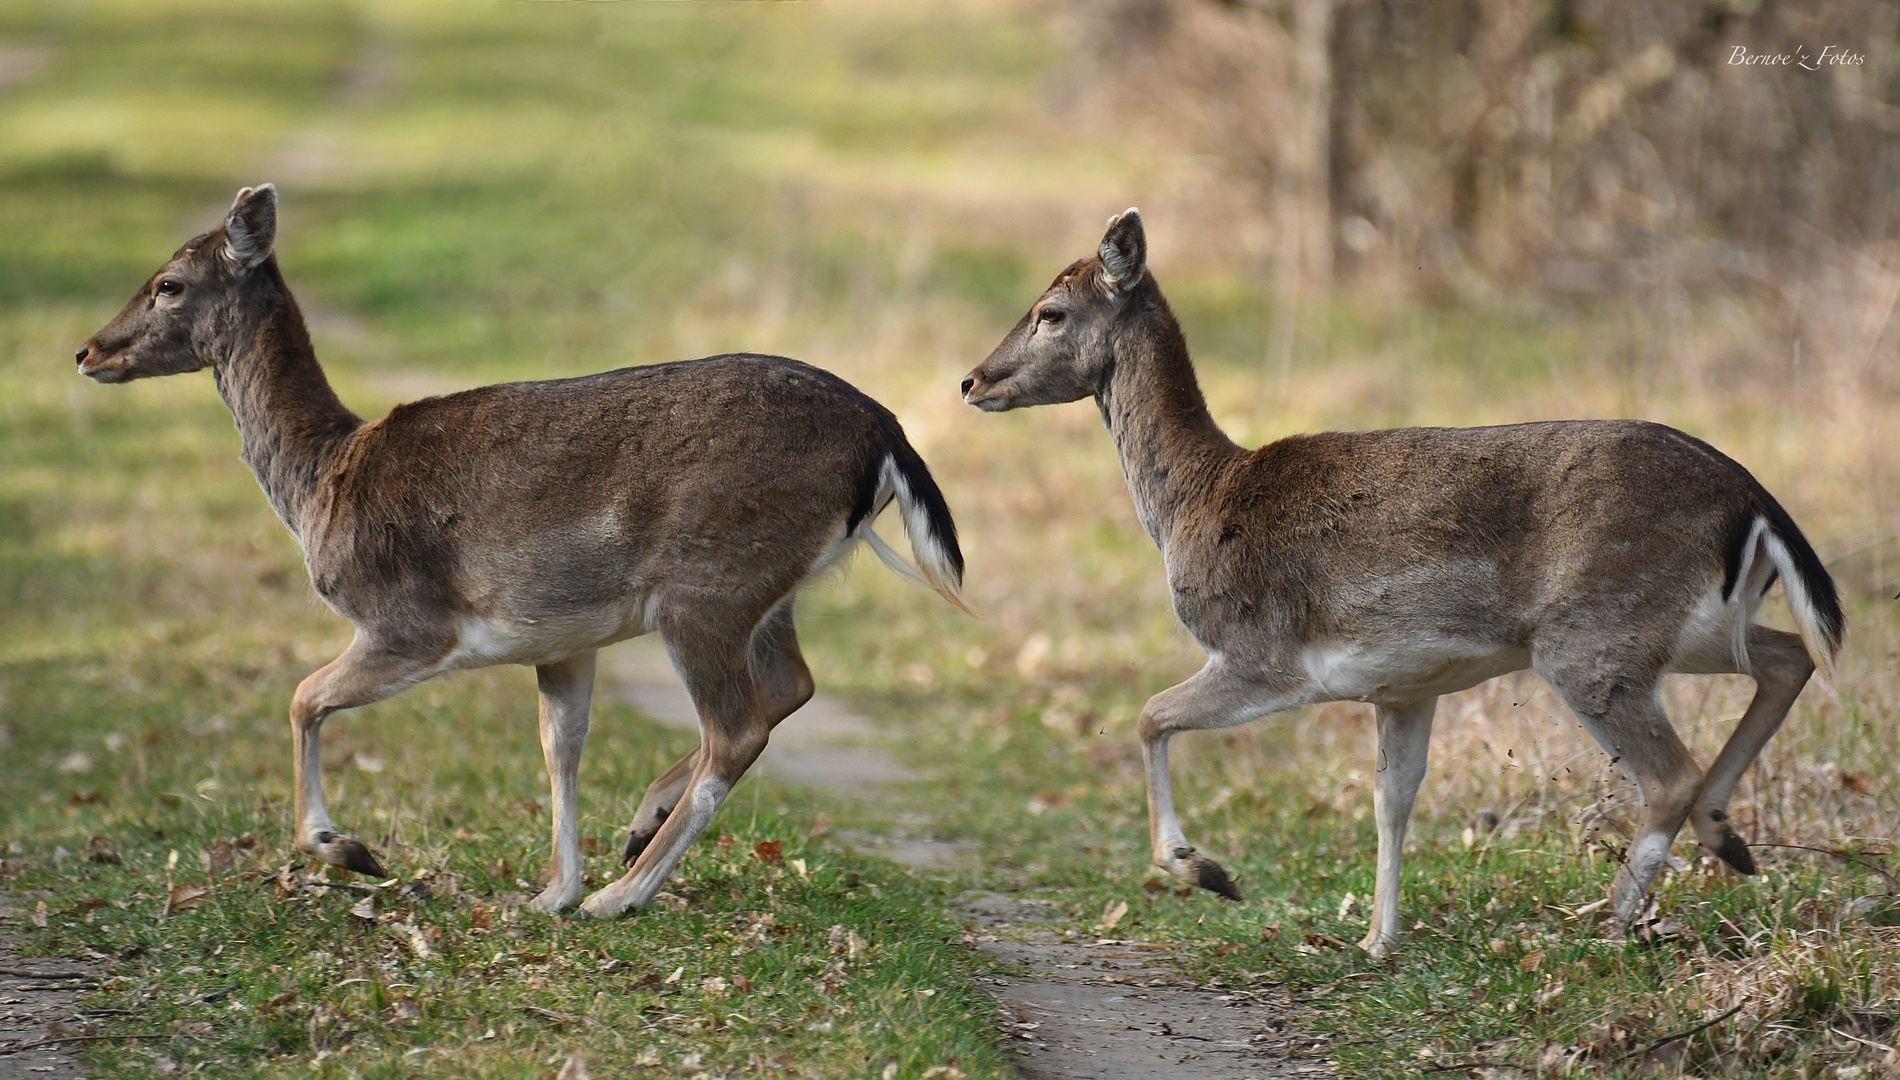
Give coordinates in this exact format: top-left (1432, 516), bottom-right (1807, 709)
top-left (290, 637), bottom-right (437, 878)
top-left (1138, 662), bottom-right (1307, 901)
top-left (529, 651), bottom-right (597, 914)
top-left (1360, 698), bottom-right (1437, 958)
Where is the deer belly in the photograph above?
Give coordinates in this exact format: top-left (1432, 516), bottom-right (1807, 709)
top-left (445, 599), bottom-right (660, 669)
top-left (1300, 636), bottom-right (1529, 703)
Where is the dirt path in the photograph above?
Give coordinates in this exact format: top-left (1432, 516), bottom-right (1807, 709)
top-left (602, 639), bottom-right (1326, 1080)
top-left (0, 898), bottom-right (99, 1080)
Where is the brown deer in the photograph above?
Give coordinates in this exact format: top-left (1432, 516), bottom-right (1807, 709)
top-left (77, 184), bottom-right (968, 918)
top-left (961, 209), bottom-right (1843, 955)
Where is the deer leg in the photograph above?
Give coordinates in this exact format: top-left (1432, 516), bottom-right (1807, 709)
top-left (621, 601), bottom-right (811, 865)
top-left (1676, 626), bottom-right (1813, 874)
top-left (1362, 698), bottom-right (1438, 958)
top-left (529, 650), bottom-right (596, 914)
top-left (289, 636), bottom-right (439, 877)
top-left (584, 624), bottom-right (768, 918)
top-left (1545, 671), bottom-right (1703, 927)
top-left (1139, 663), bottom-right (1307, 901)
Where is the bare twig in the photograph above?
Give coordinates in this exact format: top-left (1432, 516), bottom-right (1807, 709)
top-left (1621, 1002), bottom-right (1746, 1062)
top-left (0, 1033), bottom-right (170, 1056)
top-left (0, 965), bottom-right (94, 979)
top-left (1749, 842), bottom-right (1900, 896)
top-left (1832, 1027), bottom-right (1897, 1054)
top-left (1414, 1061), bottom-right (1535, 1075)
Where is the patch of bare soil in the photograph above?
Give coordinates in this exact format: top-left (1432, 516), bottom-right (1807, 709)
top-left (0, 898), bottom-right (103, 1080)
top-left (606, 640), bottom-right (1328, 1078)
top-left (962, 896), bottom-right (1332, 1079)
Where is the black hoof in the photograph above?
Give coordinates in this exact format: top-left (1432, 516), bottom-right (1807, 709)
top-left (1713, 830), bottom-right (1757, 875)
top-left (339, 838), bottom-right (388, 878)
top-left (1189, 854), bottom-right (1242, 902)
top-left (621, 829), bottom-right (653, 867)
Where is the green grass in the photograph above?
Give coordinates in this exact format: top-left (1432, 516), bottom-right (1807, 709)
top-left (4, 1), bottom-right (1897, 1078)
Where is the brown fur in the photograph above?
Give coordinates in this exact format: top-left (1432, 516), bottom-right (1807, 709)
top-left (78, 185), bottom-right (966, 917)
top-left (963, 208), bottom-right (1843, 953)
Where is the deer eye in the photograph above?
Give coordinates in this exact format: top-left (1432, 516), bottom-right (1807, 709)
top-left (1037, 307), bottom-right (1065, 325)
top-left (156, 279), bottom-right (183, 297)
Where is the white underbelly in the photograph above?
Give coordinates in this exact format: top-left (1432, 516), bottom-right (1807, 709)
top-left (1302, 636), bottom-right (1530, 703)
top-left (444, 597), bottom-right (661, 669)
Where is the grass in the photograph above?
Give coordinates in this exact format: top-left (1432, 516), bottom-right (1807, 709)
top-left (3, 0), bottom-right (1897, 1077)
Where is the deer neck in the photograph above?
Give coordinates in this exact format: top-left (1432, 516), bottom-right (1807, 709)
top-left (1095, 293), bottom-right (1238, 546)
top-left (209, 263), bottom-right (362, 539)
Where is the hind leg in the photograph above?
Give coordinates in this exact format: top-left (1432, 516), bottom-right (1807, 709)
top-left (1674, 625), bottom-right (1814, 874)
top-left (621, 600), bottom-right (812, 864)
top-left (583, 614), bottom-right (769, 918)
top-left (1540, 664), bottom-right (1703, 926)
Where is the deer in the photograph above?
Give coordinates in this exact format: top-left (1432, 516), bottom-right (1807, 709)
top-left (76, 184), bottom-right (969, 919)
top-left (961, 208), bottom-right (1844, 956)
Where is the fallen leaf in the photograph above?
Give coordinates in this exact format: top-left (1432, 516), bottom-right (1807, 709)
top-left (260, 989), bottom-right (299, 1016)
top-left (1096, 900), bottom-right (1129, 934)
top-left (921, 1067), bottom-right (968, 1080)
top-left (1518, 949), bottom-right (1544, 973)
top-left (83, 836), bottom-right (121, 865)
top-left (163, 884), bottom-right (210, 917)
top-left (389, 996), bottom-right (421, 1022)
top-left (701, 975), bottom-right (727, 995)
top-left (389, 919), bottom-right (432, 958)
top-left (32, 900), bottom-right (48, 928)
top-left (469, 902), bottom-right (493, 930)
top-left (753, 840), bottom-right (783, 865)
top-left (847, 929), bottom-right (868, 964)
top-left (555, 1055), bottom-right (593, 1080)
top-left (730, 973), bottom-right (753, 993)
top-left (664, 965), bottom-right (684, 986)
top-left (348, 895), bottom-right (377, 921)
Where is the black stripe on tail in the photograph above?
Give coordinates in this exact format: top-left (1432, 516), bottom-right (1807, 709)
top-left (889, 440), bottom-right (965, 581)
top-left (1721, 497), bottom-right (1845, 654)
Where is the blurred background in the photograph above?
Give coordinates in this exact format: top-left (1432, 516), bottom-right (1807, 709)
top-left (1, 0), bottom-right (1898, 1068)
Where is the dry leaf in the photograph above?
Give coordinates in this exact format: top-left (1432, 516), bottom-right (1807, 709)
top-left (469, 901), bottom-right (493, 930)
top-left (700, 975), bottom-right (727, 995)
top-left (555, 1055), bottom-right (593, 1080)
top-left (753, 840), bottom-right (783, 865)
top-left (847, 929), bottom-right (868, 964)
top-left (921, 1067), bottom-right (968, 1080)
top-left (1518, 948), bottom-right (1545, 973)
top-left (390, 919), bottom-right (432, 958)
top-left (389, 996), bottom-right (421, 1022)
top-left (163, 884), bottom-right (210, 917)
top-left (31, 900), bottom-right (48, 928)
top-left (83, 836), bottom-right (122, 865)
top-left (348, 895), bottom-right (377, 921)
top-left (664, 965), bottom-right (684, 985)
top-left (1096, 899), bottom-right (1129, 934)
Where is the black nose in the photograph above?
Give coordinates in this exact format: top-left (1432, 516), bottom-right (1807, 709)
top-left (74, 345), bottom-right (89, 366)
top-left (959, 375), bottom-right (975, 397)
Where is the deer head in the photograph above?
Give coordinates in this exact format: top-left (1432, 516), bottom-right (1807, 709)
top-left (960, 207), bottom-right (1148, 411)
top-left (75, 184), bottom-right (279, 383)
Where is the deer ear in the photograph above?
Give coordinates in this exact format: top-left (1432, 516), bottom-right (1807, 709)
top-left (223, 183), bottom-right (277, 269)
top-left (1098, 207), bottom-right (1146, 290)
